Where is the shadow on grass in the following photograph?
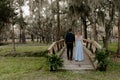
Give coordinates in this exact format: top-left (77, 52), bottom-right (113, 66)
top-left (1, 50), bottom-right (48, 57)
top-left (46, 69), bottom-right (67, 73)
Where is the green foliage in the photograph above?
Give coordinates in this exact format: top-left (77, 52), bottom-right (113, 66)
top-left (95, 49), bottom-right (109, 71)
top-left (48, 54), bottom-right (63, 71)
top-left (0, 0), bottom-right (15, 23)
top-left (95, 49), bottom-right (108, 63)
top-left (69, 1), bottom-right (90, 17)
top-left (0, 0), bottom-right (16, 35)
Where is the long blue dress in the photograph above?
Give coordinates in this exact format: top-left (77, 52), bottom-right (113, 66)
top-left (74, 36), bottom-right (84, 61)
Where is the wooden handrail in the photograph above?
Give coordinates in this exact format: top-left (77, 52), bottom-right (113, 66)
top-left (48, 38), bottom-right (101, 55)
top-left (83, 39), bottom-right (102, 53)
top-left (48, 39), bottom-right (65, 54)
top-left (83, 39), bottom-right (102, 69)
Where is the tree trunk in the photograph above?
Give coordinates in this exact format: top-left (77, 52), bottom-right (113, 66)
top-left (56, 0), bottom-right (60, 41)
top-left (31, 34), bottom-right (34, 42)
top-left (104, 37), bottom-right (109, 50)
top-left (103, 25), bottom-right (110, 50)
top-left (117, 17), bottom-right (120, 57)
top-left (80, 25), bottom-right (83, 35)
top-left (21, 29), bottom-right (26, 43)
top-left (82, 17), bottom-right (87, 39)
top-left (19, 28), bottom-right (22, 43)
top-left (72, 19), bottom-right (76, 31)
top-left (93, 23), bottom-right (98, 42)
top-left (39, 36), bottom-right (42, 43)
top-left (42, 36), bottom-right (45, 43)
top-left (104, 21), bottom-right (113, 50)
top-left (37, 36), bottom-right (39, 42)
top-left (11, 24), bottom-right (16, 53)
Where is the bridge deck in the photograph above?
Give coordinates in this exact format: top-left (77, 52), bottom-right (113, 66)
top-left (61, 47), bottom-right (95, 71)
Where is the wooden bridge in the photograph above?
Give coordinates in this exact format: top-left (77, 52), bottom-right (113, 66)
top-left (48, 39), bottom-right (102, 71)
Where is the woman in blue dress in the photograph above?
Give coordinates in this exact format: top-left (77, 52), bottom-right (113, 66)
top-left (74, 30), bottom-right (84, 62)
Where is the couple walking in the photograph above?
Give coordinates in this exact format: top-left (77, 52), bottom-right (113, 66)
top-left (65, 28), bottom-right (84, 61)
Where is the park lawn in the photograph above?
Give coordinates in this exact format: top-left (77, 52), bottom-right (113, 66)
top-left (16, 46), bottom-right (48, 53)
top-left (0, 57), bottom-right (47, 80)
top-left (108, 42), bottom-right (118, 53)
top-left (0, 57), bottom-right (120, 80)
top-left (0, 45), bottom-right (49, 56)
top-left (100, 42), bottom-right (118, 53)
top-left (0, 42), bottom-right (119, 80)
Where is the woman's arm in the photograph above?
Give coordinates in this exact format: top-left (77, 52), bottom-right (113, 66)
top-left (80, 36), bottom-right (84, 45)
top-left (74, 35), bottom-right (77, 46)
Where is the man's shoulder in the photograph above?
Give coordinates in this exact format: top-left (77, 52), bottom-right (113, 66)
top-left (71, 33), bottom-right (75, 36)
top-left (69, 32), bottom-right (74, 34)
top-left (66, 32), bottom-right (74, 36)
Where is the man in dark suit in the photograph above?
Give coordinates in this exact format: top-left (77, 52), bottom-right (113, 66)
top-left (65, 28), bottom-right (75, 60)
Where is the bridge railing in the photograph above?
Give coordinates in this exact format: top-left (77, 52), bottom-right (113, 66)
top-left (83, 39), bottom-right (102, 69)
top-left (48, 38), bottom-right (102, 69)
top-left (48, 38), bottom-right (101, 55)
top-left (48, 39), bottom-right (65, 56)
top-left (83, 39), bottom-right (102, 53)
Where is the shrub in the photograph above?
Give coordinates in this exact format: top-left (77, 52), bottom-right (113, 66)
top-left (48, 54), bottom-right (63, 71)
top-left (95, 49), bottom-right (109, 71)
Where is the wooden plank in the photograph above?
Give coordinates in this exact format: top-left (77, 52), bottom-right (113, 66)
top-left (83, 46), bottom-right (97, 69)
top-left (61, 48), bottom-right (95, 71)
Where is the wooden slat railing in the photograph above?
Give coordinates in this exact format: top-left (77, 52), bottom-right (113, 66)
top-left (48, 39), bottom-right (65, 56)
top-left (48, 38), bottom-right (101, 55)
top-left (48, 38), bottom-right (102, 69)
top-left (83, 39), bottom-right (102, 69)
top-left (83, 39), bottom-right (102, 53)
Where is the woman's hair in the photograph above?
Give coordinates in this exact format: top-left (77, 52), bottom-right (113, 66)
top-left (77, 30), bottom-right (81, 35)
top-left (77, 30), bottom-right (80, 32)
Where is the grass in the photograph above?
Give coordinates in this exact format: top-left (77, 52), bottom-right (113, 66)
top-left (99, 41), bottom-right (118, 53)
top-left (0, 42), bottom-right (119, 80)
top-left (0, 57), bottom-right (47, 80)
top-left (108, 42), bottom-right (118, 53)
top-left (0, 57), bottom-right (119, 80)
top-left (0, 45), bottom-right (49, 57)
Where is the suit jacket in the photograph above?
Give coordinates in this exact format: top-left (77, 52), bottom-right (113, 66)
top-left (65, 32), bottom-right (75, 43)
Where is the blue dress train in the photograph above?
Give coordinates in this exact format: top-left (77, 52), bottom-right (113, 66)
top-left (74, 36), bottom-right (84, 61)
